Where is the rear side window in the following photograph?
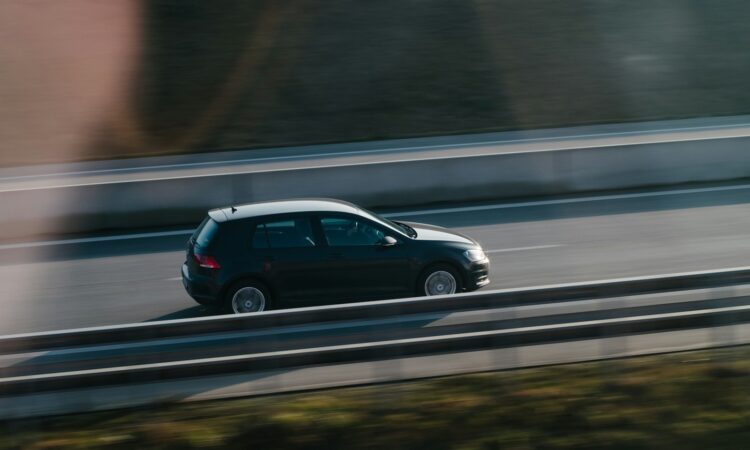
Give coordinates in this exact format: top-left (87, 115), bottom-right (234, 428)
top-left (252, 218), bottom-right (316, 249)
top-left (193, 218), bottom-right (220, 248)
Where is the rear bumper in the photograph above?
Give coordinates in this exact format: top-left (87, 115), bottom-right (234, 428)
top-left (182, 263), bottom-right (221, 305)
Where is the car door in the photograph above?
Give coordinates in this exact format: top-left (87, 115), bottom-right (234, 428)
top-left (246, 215), bottom-right (328, 307)
top-left (315, 214), bottom-right (413, 302)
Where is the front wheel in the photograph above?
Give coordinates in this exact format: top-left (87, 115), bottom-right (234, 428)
top-left (418, 265), bottom-right (462, 296)
top-left (224, 281), bottom-right (271, 314)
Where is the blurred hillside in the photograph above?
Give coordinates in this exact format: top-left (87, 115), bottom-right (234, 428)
top-left (2, 0), bottom-right (750, 165)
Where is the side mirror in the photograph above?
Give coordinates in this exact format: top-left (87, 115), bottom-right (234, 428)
top-left (380, 236), bottom-right (398, 247)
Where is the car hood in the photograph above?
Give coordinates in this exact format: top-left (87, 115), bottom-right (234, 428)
top-left (400, 221), bottom-right (477, 246)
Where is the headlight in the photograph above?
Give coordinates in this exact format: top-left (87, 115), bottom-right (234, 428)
top-left (464, 249), bottom-right (486, 262)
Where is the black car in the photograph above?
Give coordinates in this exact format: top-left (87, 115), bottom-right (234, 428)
top-left (182, 199), bottom-right (489, 313)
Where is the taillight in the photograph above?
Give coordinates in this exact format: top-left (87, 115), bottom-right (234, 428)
top-left (193, 254), bottom-right (221, 269)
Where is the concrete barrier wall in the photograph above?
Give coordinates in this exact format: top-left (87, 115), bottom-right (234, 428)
top-left (3, 135), bottom-right (750, 238)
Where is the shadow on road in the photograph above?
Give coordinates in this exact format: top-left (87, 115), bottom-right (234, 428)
top-left (147, 306), bottom-right (222, 322)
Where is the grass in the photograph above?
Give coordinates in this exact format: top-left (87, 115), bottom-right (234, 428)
top-left (4, 346), bottom-right (750, 449)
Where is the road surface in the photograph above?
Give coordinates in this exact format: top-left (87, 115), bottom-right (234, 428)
top-left (0, 181), bottom-right (748, 334)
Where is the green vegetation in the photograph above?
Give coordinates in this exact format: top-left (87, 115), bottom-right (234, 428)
top-left (4, 346), bottom-right (750, 449)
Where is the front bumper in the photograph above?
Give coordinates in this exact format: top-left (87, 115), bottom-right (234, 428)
top-left (466, 258), bottom-right (490, 290)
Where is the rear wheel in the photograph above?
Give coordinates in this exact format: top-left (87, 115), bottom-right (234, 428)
top-left (224, 280), bottom-right (272, 314)
top-left (418, 265), bottom-right (462, 296)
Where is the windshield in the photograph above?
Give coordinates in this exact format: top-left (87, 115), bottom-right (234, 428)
top-left (357, 208), bottom-right (416, 238)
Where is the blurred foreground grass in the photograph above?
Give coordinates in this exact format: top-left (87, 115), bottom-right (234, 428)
top-left (4, 346), bottom-right (750, 449)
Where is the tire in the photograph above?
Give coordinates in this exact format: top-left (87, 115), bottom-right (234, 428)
top-left (417, 264), bottom-right (462, 296)
top-left (224, 280), bottom-right (272, 314)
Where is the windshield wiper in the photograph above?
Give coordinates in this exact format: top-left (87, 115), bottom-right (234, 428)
top-left (394, 221), bottom-right (417, 238)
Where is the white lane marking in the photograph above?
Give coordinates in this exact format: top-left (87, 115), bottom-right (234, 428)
top-left (0, 230), bottom-right (194, 251)
top-left (2, 182), bottom-right (749, 250)
top-left (486, 245), bottom-right (563, 253)
top-left (380, 183), bottom-right (750, 218)
top-left (3, 121), bottom-right (748, 182)
top-left (166, 277), bottom-right (183, 281)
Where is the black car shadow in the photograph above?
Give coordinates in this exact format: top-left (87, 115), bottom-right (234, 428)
top-left (146, 306), bottom-right (223, 322)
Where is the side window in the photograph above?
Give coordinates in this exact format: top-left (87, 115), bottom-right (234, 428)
top-left (251, 218), bottom-right (317, 249)
top-left (252, 223), bottom-right (270, 249)
top-left (320, 217), bottom-right (385, 246)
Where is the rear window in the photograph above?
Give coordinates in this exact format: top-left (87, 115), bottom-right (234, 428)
top-left (192, 217), bottom-right (220, 248)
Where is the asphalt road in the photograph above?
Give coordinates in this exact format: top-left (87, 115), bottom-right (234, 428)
top-left (1, 181), bottom-right (749, 335)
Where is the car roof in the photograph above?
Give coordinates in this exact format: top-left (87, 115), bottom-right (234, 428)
top-left (208, 198), bottom-right (362, 222)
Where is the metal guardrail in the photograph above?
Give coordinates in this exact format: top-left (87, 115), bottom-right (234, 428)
top-left (2, 267), bottom-right (750, 397)
top-left (0, 305), bottom-right (750, 395)
top-left (2, 266), bottom-right (750, 355)
top-left (4, 302), bottom-right (750, 396)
